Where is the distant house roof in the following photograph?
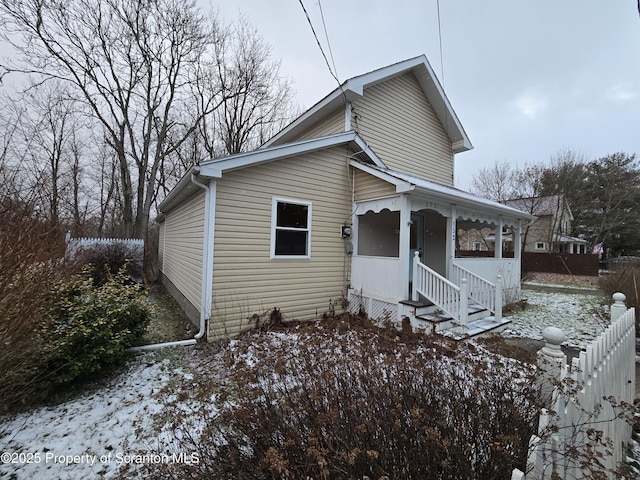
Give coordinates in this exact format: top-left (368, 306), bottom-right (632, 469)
top-left (504, 195), bottom-right (573, 220)
top-left (262, 55), bottom-right (473, 153)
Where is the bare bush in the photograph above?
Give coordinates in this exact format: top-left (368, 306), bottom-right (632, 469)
top-left (0, 202), bottom-right (65, 411)
top-left (71, 242), bottom-right (144, 286)
top-left (599, 266), bottom-right (640, 309)
top-left (131, 316), bottom-right (539, 479)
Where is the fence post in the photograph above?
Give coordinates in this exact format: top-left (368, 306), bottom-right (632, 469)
top-left (536, 326), bottom-right (566, 409)
top-left (610, 292), bottom-right (627, 323)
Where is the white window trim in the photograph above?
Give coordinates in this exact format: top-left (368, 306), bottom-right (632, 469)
top-left (270, 197), bottom-right (312, 259)
top-left (535, 241), bottom-right (546, 251)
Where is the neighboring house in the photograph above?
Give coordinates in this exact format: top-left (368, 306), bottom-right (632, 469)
top-left (157, 55), bottom-right (535, 340)
top-left (504, 195), bottom-right (587, 254)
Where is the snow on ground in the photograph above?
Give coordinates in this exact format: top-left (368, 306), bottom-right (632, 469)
top-left (0, 352), bottom-right (184, 480)
top-left (0, 286), bottom-right (619, 479)
top-left (504, 288), bottom-right (608, 349)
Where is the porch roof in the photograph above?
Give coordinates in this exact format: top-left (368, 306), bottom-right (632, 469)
top-left (350, 160), bottom-right (537, 223)
top-left (558, 234), bottom-right (587, 245)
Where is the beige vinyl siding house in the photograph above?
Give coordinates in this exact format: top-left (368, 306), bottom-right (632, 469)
top-left (209, 147), bottom-right (352, 338)
top-left (160, 189), bottom-right (205, 319)
top-left (354, 168), bottom-right (397, 201)
top-left (157, 220), bottom-right (165, 272)
top-left (291, 108), bottom-right (345, 142)
top-left (157, 55), bottom-right (534, 341)
top-left (352, 72), bottom-right (454, 185)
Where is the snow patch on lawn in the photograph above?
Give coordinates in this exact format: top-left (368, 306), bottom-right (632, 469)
top-left (504, 289), bottom-right (608, 349)
top-left (0, 352), bottom-right (183, 480)
top-left (0, 288), bottom-right (627, 480)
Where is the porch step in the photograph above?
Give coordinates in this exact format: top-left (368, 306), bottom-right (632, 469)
top-left (438, 316), bottom-right (512, 341)
top-left (411, 303), bottom-right (489, 334)
top-left (403, 302), bottom-right (511, 340)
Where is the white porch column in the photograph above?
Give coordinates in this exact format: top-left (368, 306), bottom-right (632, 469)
top-left (399, 194), bottom-right (412, 300)
top-left (495, 217), bottom-right (503, 259)
top-left (446, 205), bottom-right (457, 278)
top-left (514, 221), bottom-right (522, 259)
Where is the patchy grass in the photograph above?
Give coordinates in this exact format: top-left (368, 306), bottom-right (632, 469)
top-left (134, 284), bottom-right (197, 346)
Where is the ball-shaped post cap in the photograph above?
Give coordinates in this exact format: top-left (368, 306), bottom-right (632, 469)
top-left (542, 326), bottom-right (566, 349)
top-left (613, 292), bottom-right (626, 303)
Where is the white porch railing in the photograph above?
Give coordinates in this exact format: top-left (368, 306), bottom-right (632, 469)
top-left (450, 262), bottom-right (502, 322)
top-left (412, 252), bottom-right (468, 329)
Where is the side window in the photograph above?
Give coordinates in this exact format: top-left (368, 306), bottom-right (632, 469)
top-left (271, 198), bottom-right (312, 258)
top-left (535, 241), bottom-right (546, 251)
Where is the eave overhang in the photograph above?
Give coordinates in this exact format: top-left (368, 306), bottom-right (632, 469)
top-left (157, 131), bottom-right (384, 215)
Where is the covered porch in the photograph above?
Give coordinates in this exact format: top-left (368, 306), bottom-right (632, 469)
top-left (347, 164), bottom-right (535, 337)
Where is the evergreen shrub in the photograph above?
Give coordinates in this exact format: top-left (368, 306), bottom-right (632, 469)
top-left (45, 272), bottom-right (150, 385)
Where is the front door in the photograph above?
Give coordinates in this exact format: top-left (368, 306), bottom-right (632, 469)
top-left (409, 213), bottom-right (424, 281)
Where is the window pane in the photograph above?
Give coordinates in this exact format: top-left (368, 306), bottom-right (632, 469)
top-left (275, 230), bottom-right (308, 255)
top-left (277, 202), bottom-right (308, 228)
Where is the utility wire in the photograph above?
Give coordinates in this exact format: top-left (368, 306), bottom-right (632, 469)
top-left (318, 0), bottom-right (339, 82)
top-left (436, 0), bottom-right (445, 88)
top-left (297, 0), bottom-right (341, 86)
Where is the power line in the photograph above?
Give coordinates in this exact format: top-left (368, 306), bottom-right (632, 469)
top-left (318, 0), bottom-right (339, 82)
top-left (297, 0), bottom-right (341, 86)
top-left (436, 0), bottom-right (445, 88)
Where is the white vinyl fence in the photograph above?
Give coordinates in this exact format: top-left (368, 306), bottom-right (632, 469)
top-left (513, 293), bottom-right (636, 480)
top-left (65, 234), bottom-right (144, 258)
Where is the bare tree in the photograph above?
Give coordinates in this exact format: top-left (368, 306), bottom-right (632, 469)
top-left (0, 0), bottom-right (223, 240)
top-left (210, 17), bottom-right (294, 155)
top-left (470, 160), bottom-right (516, 203)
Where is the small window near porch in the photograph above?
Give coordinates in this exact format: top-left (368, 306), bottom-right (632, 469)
top-left (271, 198), bottom-right (311, 258)
top-left (535, 241), bottom-right (546, 251)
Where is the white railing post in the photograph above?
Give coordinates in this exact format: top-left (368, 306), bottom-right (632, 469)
top-left (495, 274), bottom-right (503, 323)
top-left (610, 292), bottom-right (626, 322)
top-left (412, 251), bottom-right (420, 301)
top-left (459, 278), bottom-right (468, 330)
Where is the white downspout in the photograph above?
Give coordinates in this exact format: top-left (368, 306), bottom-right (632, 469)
top-left (129, 168), bottom-right (215, 352)
top-left (190, 171), bottom-right (215, 340)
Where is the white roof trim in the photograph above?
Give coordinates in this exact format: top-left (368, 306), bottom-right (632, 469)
top-left (350, 161), bottom-right (536, 221)
top-left (349, 159), bottom-right (414, 193)
top-left (199, 131), bottom-right (384, 178)
top-left (263, 55), bottom-right (472, 153)
top-left (159, 132), bottom-right (385, 214)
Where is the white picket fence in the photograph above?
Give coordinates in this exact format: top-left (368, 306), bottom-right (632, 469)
top-left (65, 233), bottom-right (144, 257)
top-left (513, 293), bottom-right (636, 480)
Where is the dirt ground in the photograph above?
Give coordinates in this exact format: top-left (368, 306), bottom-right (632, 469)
top-left (522, 272), bottom-right (601, 293)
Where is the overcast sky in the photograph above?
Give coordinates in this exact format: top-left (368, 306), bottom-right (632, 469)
top-left (214, 1), bottom-right (640, 190)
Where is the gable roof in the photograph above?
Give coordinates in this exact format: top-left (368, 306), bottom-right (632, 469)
top-left (262, 55), bottom-right (473, 153)
top-left (504, 195), bottom-right (573, 220)
top-left (158, 131), bottom-right (382, 214)
top-left (351, 161), bottom-right (536, 222)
